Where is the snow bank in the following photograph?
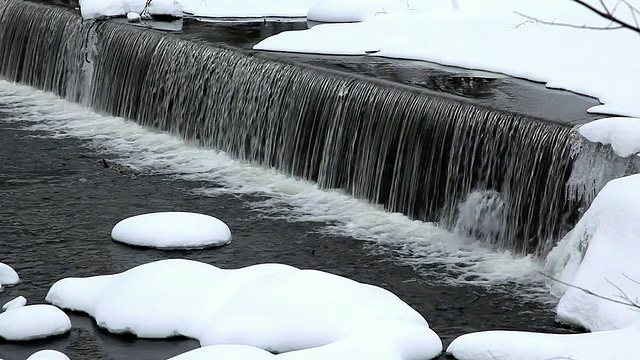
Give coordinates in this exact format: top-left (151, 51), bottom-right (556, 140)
top-left (0, 305), bottom-right (71, 341)
top-left (579, 117), bottom-right (640, 157)
top-left (46, 259), bottom-right (442, 359)
top-left (0, 262), bottom-right (19, 289)
top-left (446, 324), bottom-right (640, 360)
top-left (26, 350), bottom-right (70, 360)
top-left (169, 345), bottom-right (274, 360)
top-left (308, 0), bottom-right (402, 23)
top-left (79, 0), bottom-right (182, 20)
top-left (2, 296), bottom-right (27, 311)
top-left (545, 174), bottom-right (640, 331)
top-left (178, 0), bottom-right (317, 18)
top-left (111, 212), bottom-right (231, 249)
top-left (256, 0), bottom-right (640, 118)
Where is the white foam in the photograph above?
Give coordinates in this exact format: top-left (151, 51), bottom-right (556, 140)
top-left (0, 80), bottom-right (546, 292)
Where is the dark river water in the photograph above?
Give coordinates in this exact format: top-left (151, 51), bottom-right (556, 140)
top-left (0, 84), bottom-right (576, 359)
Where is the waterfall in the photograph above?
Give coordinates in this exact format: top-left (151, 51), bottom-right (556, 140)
top-left (0, 0), bottom-right (580, 256)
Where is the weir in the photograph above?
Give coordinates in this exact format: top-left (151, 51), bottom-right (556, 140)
top-left (0, 0), bottom-right (581, 256)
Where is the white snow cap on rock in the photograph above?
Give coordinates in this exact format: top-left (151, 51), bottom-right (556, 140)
top-left (79, 0), bottom-right (182, 20)
top-left (579, 117), bottom-right (640, 157)
top-left (446, 324), bottom-right (640, 360)
top-left (0, 305), bottom-right (71, 341)
top-left (546, 174), bottom-right (640, 331)
top-left (0, 262), bottom-right (19, 289)
top-left (2, 296), bottom-right (27, 311)
top-left (111, 212), bottom-right (231, 249)
top-left (26, 350), bottom-right (71, 360)
top-left (46, 259), bottom-right (442, 359)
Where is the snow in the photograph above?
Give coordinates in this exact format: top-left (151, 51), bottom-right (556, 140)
top-left (2, 296), bottom-right (27, 311)
top-left (169, 345), bottom-right (274, 360)
top-left (46, 259), bottom-right (442, 359)
top-left (545, 174), bottom-right (640, 331)
top-left (255, 0), bottom-right (640, 118)
top-left (308, 0), bottom-right (400, 23)
top-left (79, 0), bottom-right (182, 20)
top-left (127, 12), bottom-right (142, 22)
top-left (178, 0), bottom-right (317, 18)
top-left (0, 305), bottom-right (71, 341)
top-left (446, 324), bottom-right (640, 360)
top-left (578, 117), bottom-right (640, 157)
top-left (26, 350), bottom-right (70, 360)
top-left (111, 212), bottom-right (231, 249)
top-left (0, 262), bottom-right (19, 290)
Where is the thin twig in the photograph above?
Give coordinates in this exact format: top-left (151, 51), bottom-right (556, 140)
top-left (514, 11), bottom-right (624, 30)
top-left (540, 272), bottom-right (640, 309)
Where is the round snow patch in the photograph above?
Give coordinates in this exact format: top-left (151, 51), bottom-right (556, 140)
top-left (27, 350), bottom-right (70, 360)
top-left (0, 262), bottom-right (19, 287)
top-left (111, 212), bottom-right (232, 249)
top-left (0, 305), bottom-right (71, 341)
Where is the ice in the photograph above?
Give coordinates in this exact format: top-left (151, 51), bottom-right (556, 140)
top-left (0, 305), bottom-right (71, 341)
top-left (2, 296), bottom-right (27, 311)
top-left (46, 259), bottom-right (442, 359)
top-left (111, 212), bottom-right (231, 249)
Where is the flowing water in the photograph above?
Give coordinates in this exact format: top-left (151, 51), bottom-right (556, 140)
top-left (0, 0), bottom-right (617, 359)
top-left (0, 81), bottom-right (575, 360)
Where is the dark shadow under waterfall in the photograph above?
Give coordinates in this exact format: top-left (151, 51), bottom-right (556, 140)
top-left (0, 0), bottom-right (579, 256)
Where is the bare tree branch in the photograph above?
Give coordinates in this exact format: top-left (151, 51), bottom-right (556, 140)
top-left (570, 0), bottom-right (640, 34)
top-left (540, 272), bottom-right (640, 310)
top-left (514, 11), bottom-right (624, 30)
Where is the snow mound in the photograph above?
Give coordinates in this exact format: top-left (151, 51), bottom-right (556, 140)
top-left (545, 174), bottom-right (640, 331)
top-left (46, 259), bottom-right (442, 359)
top-left (79, 0), bottom-right (182, 20)
top-left (178, 0), bottom-right (317, 18)
top-left (111, 212), bottom-right (231, 249)
top-left (255, 0), bottom-right (640, 118)
top-left (446, 324), bottom-right (640, 360)
top-left (0, 262), bottom-right (19, 289)
top-left (0, 305), bottom-right (71, 341)
top-left (2, 296), bottom-right (27, 311)
top-left (26, 350), bottom-right (70, 360)
top-left (169, 345), bottom-right (274, 360)
top-left (579, 117), bottom-right (640, 157)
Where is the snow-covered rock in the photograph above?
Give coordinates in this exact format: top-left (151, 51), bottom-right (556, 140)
top-left (26, 350), bottom-right (70, 360)
top-left (168, 345), bottom-right (274, 360)
top-left (0, 305), bottom-right (71, 341)
top-left (111, 212), bottom-right (231, 249)
top-left (79, 0), bottom-right (182, 20)
top-left (256, 0), bottom-right (640, 118)
top-left (579, 117), bottom-right (640, 157)
top-left (46, 259), bottom-right (442, 359)
top-left (127, 11), bottom-right (142, 22)
top-left (546, 174), bottom-right (640, 331)
top-left (0, 262), bottom-right (19, 289)
top-left (446, 324), bottom-right (640, 360)
top-left (2, 296), bottom-right (27, 311)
